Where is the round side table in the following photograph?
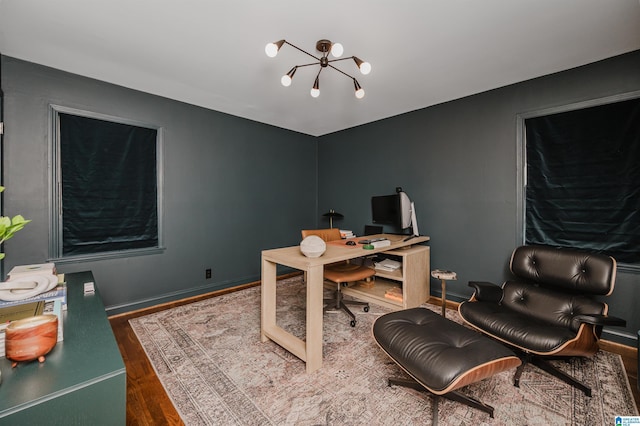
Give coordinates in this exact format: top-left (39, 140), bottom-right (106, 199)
top-left (431, 269), bottom-right (457, 317)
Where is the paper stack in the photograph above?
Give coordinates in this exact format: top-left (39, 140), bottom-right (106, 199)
top-left (374, 258), bottom-right (402, 272)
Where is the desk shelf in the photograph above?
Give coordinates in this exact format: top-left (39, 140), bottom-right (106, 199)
top-left (342, 244), bottom-right (430, 310)
top-left (344, 278), bottom-right (404, 310)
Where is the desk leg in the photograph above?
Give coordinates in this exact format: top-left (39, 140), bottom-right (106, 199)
top-left (261, 257), bottom-right (277, 342)
top-left (305, 264), bottom-right (324, 373)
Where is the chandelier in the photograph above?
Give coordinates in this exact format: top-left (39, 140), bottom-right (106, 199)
top-left (265, 39), bottom-right (371, 99)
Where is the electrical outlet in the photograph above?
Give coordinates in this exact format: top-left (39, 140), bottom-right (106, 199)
top-left (205, 268), bottom-right (212, 279)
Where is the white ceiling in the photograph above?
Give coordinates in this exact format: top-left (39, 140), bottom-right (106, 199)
top-left (1, 1), bottom-right (639, 136)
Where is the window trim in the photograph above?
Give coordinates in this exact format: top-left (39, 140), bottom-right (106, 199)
top-left (516, 90), bottom-right (640, 273)
top-left (48, 104), bottom-right (165, 264)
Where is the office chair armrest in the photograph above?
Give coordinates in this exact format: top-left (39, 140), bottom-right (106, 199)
top-left (573, 314), bottom-right (627, 327)
top-left (468, 281), bottom-right (503, 303)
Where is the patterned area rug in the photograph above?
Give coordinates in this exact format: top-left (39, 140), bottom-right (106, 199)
top-left (130, 276), bottom-right (638, 425)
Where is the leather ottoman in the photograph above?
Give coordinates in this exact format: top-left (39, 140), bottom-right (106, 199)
top-left (373, 307), bottom-right (521, 423)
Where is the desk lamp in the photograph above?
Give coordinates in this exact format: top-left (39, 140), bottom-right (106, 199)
top-left (322, 209), bottom-right (343, 228)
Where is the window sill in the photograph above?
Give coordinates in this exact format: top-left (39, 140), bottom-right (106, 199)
top-left (49, 246), bottom-right (166, 265)
top-left (617, 263), bottom-right (640, 274)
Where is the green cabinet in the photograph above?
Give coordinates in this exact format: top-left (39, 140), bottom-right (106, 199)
top-left (0, 271), bottom-right (126, 424)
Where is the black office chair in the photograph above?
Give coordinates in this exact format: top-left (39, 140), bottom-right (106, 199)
top-left (301, 229), bottom-right (374, 327)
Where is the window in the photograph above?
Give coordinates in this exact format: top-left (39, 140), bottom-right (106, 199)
top-left (50, 106), bottom-right (163, 261)
top-left (518, 94), bottom-right (640, 267)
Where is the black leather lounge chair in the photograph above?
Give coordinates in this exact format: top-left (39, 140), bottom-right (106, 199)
top-left (458, 244), bottom-right (626, 396)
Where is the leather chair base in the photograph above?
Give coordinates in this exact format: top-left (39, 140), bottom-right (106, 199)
top-left (323, 286), bottom-right (369, 327)
top-left (514, 352), bottom-right (592, 396)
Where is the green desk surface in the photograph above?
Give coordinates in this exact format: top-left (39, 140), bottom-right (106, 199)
top-left (0, 271), bottom-right (126, 419)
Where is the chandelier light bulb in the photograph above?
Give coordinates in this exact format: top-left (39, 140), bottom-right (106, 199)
top-left (265, 43), bottom-right (278, 57)
top-left (281, 75), bottom-right (292, 87)
top-left (354, 79), bottom-right (365, 99)
top-left (311, 75), bottom-right (320, 98)
top-left (359, 61), bottom-right (371, 75)
top-left (330, 42), bottom-right (344, 58)
top-left (265, 39), bottom-right (285, 58)
top-left (281, 67), bottom-right (296, 87)
top-left (353, 57), bottom-right (372, 75)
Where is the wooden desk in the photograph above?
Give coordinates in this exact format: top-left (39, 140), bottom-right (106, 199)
top-left (261, 234), bottom-right (429, 373)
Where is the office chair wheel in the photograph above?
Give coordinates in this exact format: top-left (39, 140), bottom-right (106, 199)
top-left (364, 306), bottom-right (370, 312)
top-left (350, 320), bottom-right (357, 327)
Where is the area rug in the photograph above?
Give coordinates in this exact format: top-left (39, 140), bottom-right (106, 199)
top-left (129, 276), bottom-right (638, 425)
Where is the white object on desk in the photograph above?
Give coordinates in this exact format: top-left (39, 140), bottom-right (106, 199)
top-left (370, 239), bottom-right (391, 249)
top-left (299, 235), bottom-right (327, 258)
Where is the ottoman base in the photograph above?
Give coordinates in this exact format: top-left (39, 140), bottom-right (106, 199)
top-left (388, 377), bottom-right (495, 424)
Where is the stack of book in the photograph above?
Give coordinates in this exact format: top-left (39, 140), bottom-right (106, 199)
top-left (0, 263), bottom-right (65, 358)
top-left (340, 229), bottom-right (355, 239)
top-left (384, 286), bottom-right (403, 302)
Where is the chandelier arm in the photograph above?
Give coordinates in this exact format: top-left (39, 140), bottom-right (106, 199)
top-left (326, 56), bottom-right (356, 64)
top-left (327, 63), bottom-right (357, 81)
top-left (293, 62), bottom-right (321, 68)
top-left (283, 41), bottom-right (321, 61)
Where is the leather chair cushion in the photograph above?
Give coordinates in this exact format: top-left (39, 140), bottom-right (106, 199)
top-left (459, 299), bottom-right (580, 353)
top-left (510, 245), bottom-right (616, 295)
top-left (324, 262), bottom-right (375, 284)
top-left (373, 308), bottom-right (518, 394)
top-left (501, 281), bottom-right (605, 332)
top-left (301, 228), bottom-right (341, 242)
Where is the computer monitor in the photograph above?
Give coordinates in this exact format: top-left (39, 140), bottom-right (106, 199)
top-left (371, 194), bottom-right (400, 226)
top-left (371, 190), bottom-right (419, 237)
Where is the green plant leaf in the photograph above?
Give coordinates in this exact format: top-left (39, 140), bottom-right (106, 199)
top-left (0, 189), bottom-right (30, 257)
top-left (0, 215), bottom-right (31, 244)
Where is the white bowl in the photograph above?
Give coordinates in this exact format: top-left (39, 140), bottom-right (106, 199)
top-left (300, 235), bottom-right (326, 258)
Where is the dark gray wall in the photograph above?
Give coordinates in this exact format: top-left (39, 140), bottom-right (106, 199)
top-left (318, 50), bottom-right (640, 345)
top-left (1, 56), bottom-right (317, 315)
top-left (2, 51), bottom-right (639, 345)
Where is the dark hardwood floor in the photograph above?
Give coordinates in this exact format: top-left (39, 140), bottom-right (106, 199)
top-left (110, 314), bottom-right (183, 425)
top-left (109, 282), bottom-right (261, 425)
top-left (110, 289), bottom-right (639, 425)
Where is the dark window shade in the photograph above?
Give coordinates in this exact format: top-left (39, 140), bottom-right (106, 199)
top-left (525, 98), bottom-right (640, 264)
top-left (59, 113), bottom-right (158, 256)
